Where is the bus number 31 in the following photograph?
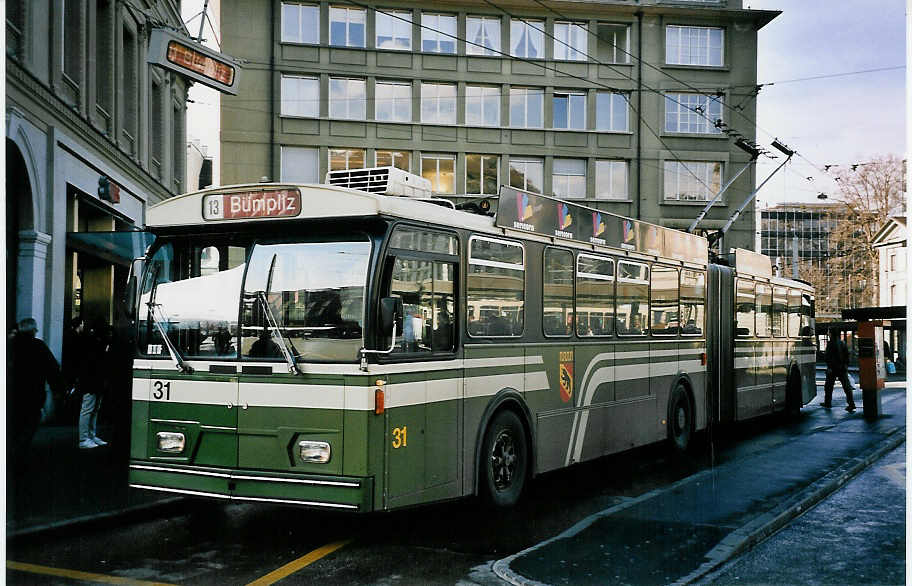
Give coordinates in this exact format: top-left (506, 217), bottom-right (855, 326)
top-left (152, 381), bottom-right (172, 400)
top-left (392, 426), bottom-right (407, 448)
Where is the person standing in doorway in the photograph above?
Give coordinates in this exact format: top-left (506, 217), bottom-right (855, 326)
top-left (823, 328), bottom-right (857, 412)
top-left (65, 318), bottom-right (109, 449)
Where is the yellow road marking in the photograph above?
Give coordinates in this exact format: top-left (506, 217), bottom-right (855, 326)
top-left (247, 539), bottom-right (352, 586)
top-left (7, 560), bottom-right (177, 585)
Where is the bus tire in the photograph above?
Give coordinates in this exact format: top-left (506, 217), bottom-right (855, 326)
top-left (785, 369), bottom-right (802, 419)
top-left (667, 382), bottom-right (693, 453)
top-left (480, 410), bottom-right (528, 508)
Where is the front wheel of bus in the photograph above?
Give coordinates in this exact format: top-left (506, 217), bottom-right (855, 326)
top-left (667, 384), bottom-right (693, 453)
top-left (481, 410), bottom-right (528, 508)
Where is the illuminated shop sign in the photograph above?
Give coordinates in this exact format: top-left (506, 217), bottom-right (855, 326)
top-left (147, 29), bottom-right (240, 95)
top-left (202, 189), bottom-right (302, 220)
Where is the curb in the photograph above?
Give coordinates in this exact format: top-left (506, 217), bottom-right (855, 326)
top-left (493, 426), bottom-right (905, 586)
top-left (7, 497), bottom-right (184, 540)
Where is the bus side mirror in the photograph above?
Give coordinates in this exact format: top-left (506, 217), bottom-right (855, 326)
top-left (380, 297), bottom-right (403, 337)
top-left (125, 275), bottom-right (138, 318)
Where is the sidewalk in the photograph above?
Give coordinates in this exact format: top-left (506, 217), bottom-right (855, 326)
top-left (6, 418), bottom-right (176, 537)
top-left (495, 381), bottom-right (906, 586)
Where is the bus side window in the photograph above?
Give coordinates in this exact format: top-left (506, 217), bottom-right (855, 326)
top-left (800, 293), bottom-right (815, 337)
top-left (543, 248), bottom-right (574, 336)
top-left (617, 261), bottom-right (648, 336)
top-left (735, 278), bottom-right (755, 337)
top-left (467, 236), bottom-right (525, 338)
top-left (787, 289), bottom-right (802, 337)
top-left (650, 265), bottom-right (679, 336)
top-left (680, 269), bottom-right (705, 336)
top-left (755, 283), bottom-right (772, 338)
top-left (772, 286), bottom-right (788, 337)
top-left (575, 254), bottom-right (614, 337)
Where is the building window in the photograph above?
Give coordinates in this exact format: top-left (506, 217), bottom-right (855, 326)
top-left (280, 146), bottom-right (319, 183)
top-left (890, 284), bottom-right (896, 305)
top-left (510, 87), bottom-right (543, 128)
top-left (421, 153), bottom-right (455, 193)
top-left (466, 154), bottom-right (499, 195)
top-left (664, 161), bottom-right (722, 202)
top-left (281, 75), bottom-right (319, 118)
top-left (376, 150), bottom-right (410, 171)
top-left (376, 9), bottom-right (411, 50)
top-left (596, 91), bottom-right (628, 131)
top-left (465, 85), bottom-right (500, 126)
top-left (172, 98), bottom-right (184, 192)
top-left (466, 16), bottom-right (501, 56)
top-left (281, 3), bottom-right (319, 44)
top-left (596, 23), bottom-right (629, 64)
top-left (329, 6), bottom-right (366, 47)
top-left (329, 148), bottom-right (366, 171)
top-left (422, 13), bottom-right (456, 54)
top-left (329, 77), bottom-right (366, 120)
top-left (665, 93), bottom-right (722, 134)
top-left (121, 19), bottom-right (139, 152)
top-left (889, 253), bottom-right (896, 271)
top-left (665, 25), bottom-right (723, 67)
top-left (544, 248), bottom-right (574, 337)
top-left (96, 0), bottom-right (113, 116)
top-left (553, 91), bottom-right (586, 130)
top-left (63, 0), bottom-right (83, 83)
top-left (375, 80), bottom-right (412, 122)
top-left (420, 82), bottom-right (457, 124)
top-left (553, 159), bottom-right (587, 199)
top-left (553, 22), bottom-right (587, 61)
top-left (595, 160), bottom-right (627, 200)
top-left (7, 0), bottom-right (25, 58)
top-left (150, 77), bottom-right (164, 178)
top-left (509, 158), bottom-right (543, 194)
top-left (510, 19), bottom-right (544, 58)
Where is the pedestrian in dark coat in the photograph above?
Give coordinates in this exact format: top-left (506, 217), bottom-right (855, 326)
top-left (7, 318), bottom-right (67, 471)
top-left (823, 329), bottom-right (857, 412)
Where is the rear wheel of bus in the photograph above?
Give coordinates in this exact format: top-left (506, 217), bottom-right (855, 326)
top-left (667, 382), bottom-right (694, 454)
top-left (481, 410), bottom-right (528, 508)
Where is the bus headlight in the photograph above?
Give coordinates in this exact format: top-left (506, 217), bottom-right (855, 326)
top-left (298, 440), bottom-right (331, 464)
top-left (157, 432), bottom-right (186, 453)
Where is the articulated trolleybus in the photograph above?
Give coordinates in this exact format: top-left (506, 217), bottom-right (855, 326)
top-left (129, 170), bottom-right (817, 511)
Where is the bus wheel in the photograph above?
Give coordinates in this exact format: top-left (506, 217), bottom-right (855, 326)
top-left (786, 369), bottom-right (802, 419)
top-left (667, 383), bottom-right (693, 453)
top-left (481, 410), bottom-right (528, 508)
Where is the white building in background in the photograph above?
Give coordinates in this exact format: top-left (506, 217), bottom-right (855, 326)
top-left (187, 139), bottom-right (214, 192)
top-left (872, 217), bottom-right (907, 307)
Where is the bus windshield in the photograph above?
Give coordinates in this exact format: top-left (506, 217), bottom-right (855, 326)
top-left (138, 235), bottom-right (371, 363)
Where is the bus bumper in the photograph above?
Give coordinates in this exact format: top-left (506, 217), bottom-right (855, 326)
top-left (128, 461), bottom-right (374, 512)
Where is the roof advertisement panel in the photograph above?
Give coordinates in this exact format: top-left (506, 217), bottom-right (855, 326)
top-left (496, 186), bottom-right (707, 262)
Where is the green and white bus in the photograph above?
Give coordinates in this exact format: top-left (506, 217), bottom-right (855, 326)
top-left (128, 178), bottom-right (817, 511)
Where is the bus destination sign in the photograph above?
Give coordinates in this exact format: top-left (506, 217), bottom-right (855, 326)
top-left (202, 189), bottom-right (302, 221)
top-left (147, 29), bottom-right (241, 95)
top-left (496, 186), bottom-right (706, 261)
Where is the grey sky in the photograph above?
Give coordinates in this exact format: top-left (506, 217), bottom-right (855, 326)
top-left (748, 0), bottom-right (905, 205)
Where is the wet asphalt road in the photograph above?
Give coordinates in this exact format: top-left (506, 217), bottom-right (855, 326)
top-left (6, 385), bottom-right (905, 585)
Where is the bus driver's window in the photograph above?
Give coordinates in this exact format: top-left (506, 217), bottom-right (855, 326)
top-left (389, 258), bottom-right (455, 353)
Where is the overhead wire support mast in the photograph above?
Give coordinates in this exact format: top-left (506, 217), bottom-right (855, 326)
top-left (713, 139), bottom-right (796, 254)
top-left (687, 137), bottom-right (761, 234)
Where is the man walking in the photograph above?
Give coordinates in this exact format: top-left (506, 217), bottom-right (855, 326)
top-left (7, 318), bottom-right (67, 471)
top-left (823, 328), bottom-right (857, 412)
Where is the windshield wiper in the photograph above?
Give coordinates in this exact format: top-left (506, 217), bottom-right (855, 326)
top-left (146, 263), bottom-right (194, 374)
top-left (258, 253), bottom-right (301, 375)
top-left (256, 291), bottom-right (301, 375)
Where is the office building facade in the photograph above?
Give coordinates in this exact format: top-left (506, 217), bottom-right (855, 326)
top-left (221, 0), bottom-right (777, 251)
